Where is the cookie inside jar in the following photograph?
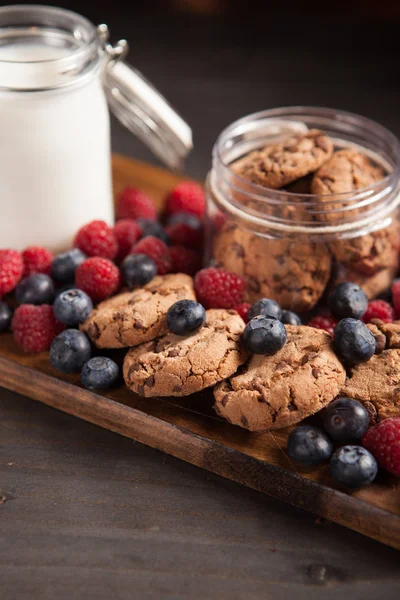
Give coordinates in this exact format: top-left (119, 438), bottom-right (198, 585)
top-left (206, 107), bottom-right (400, 312)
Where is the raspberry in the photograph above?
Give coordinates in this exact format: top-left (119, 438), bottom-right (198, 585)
top-left (12, 304), bottom-right (64, 353)
top-left (363, 417), bottom-right (400, 477)
top-left (392, 280), bottom-right (400, 317)
top-left (165, 222), bottom-right (203, 250)
top-left (74, 220), bottom-right (118, 260)
top-left (130, 236), bottom-right (171, 275)
top-left (308, 315), bottom-right (338, 337)
top-left (362, 300), bottom-right (395, 324)
top-left (0, 249), bottom-right (24, 296)
top-left (212, 211), bottom-right (228, 232)
top-left (113, 219), bottom-right (142, 263)
top-left (22, 246), bottom-right (53, 276)
top-left (233, 302), bottom-right (251, 322)
top-left (75, 257), bottom-right (120, 301)
top-left (169, 246), bottom-right (202, 276)
top-left (117, 188), bottom-right (157, 221)
top-left (194, 268), bottom-right (246, 309)
top-left (165, 182), bottom-right (205, 219)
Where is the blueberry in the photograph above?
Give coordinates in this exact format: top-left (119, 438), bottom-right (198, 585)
top-left (334, 318), bottom-right (376, 365)
top-left (0, 301), bottom-right (12, 332)
top-left (243, 316), bottom-right (287, 355)
top-left (328, 282), bottom-right (368, 320)
top-left (330, 445), bottom-right (378, 487)
top-left (287, 425), bottom-right (334, 466)
top-left (81, 356), bottom-right (120, 391)
top-left (167, 300), bottom-right (206, 335)
top-left (281, 310), bottom-right (302, 326)
top-left (166, 212), bottom-right (202, 229)
top-left (51, 248), bottom-right (87, 283)
top-left (15, 274), bottom-right (55, 305)
top-left (137, 219), bottom-right (169, 244)
top-left (121, 253), bottom-right (157, 287)
top-left (50, 329), bottom-right (92, 374)
top-left (247, 298), bottom-right (282, 321)
top-left (323, 397), bottom-right (370, 442)
top-left (53, 289), bottom-right (93, 326)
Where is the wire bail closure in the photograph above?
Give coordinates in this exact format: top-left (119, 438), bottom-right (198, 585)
top-left (97, 24), bottom-right (129, 64)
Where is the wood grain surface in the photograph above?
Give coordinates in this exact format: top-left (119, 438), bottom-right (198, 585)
top-left (0, 154), bottom-right (399, 553)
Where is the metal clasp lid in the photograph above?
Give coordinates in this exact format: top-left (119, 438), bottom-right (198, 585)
top-left (97, 24), bottom-right (193, 171)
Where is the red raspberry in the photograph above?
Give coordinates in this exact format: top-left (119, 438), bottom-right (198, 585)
top-left (233, 302), bottom-right (251, 322)
top-left (212, 211), bottom-right (228, 232)
top-left (12, 304), bottom-right (63, 353)
top-left (113, 219), bottom-right (142, 263)
top-left (165, 182), bottom-right (205, 219)
top-left (22, 246), bottom-right (53, 276)
top-left (165, 222), bottom-right (203, 250)
top-left (130, 236), bottom-right (171, 275)
top-left (75, 257), bottom-right (120, 301)
top-left (194, 268), bottom-right (246, 309)
top-left (117, 187), bottom-right (157, 221)
top-left (363, 417), bottom-right (400, 477)
top-left (0, 249), bottom-right (24, 297)
top-left (362, 300), bottom-right (395, 324)
top-left (308, 315), bottom-right (338, 337)
top-left (392, 281), bottom-right (400, 317)
top-left (169, 246), bottom-right (202, 276)
top-left (74, 220), bottom-right (118, 260)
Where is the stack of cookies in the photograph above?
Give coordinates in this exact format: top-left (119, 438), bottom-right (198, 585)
top-left (81, 273), bottom-right (249, 399)
top-left (212, 129), bottom-right (398, 312)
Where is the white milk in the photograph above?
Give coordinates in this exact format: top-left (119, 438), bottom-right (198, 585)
top-left (0, 40), bottom-right (113, 251)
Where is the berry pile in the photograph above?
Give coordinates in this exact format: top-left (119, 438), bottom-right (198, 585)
top-left (0, 181), bottom-right (207, 389)
top-left (288, 398), bottom-right (378, 488)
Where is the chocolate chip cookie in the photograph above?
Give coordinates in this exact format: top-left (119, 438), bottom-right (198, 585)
top-left (311, 148), bottom-right (385, 196)
top-left (329, 220), bottom-right (399, 276)
top-left (123, 309), bottom-right (248, 397)
top-left (342, 349), bottom-right (400, 421)
top-left (231, 129), bottom-right (333, 189)
top-left (81, 274), bottom-right (196, 349)
top-left (214, 325), bottom-right (346, 432)
top-left (367, 319), bottom-right (400, 353)
top-left (310, 148), bottom-right (386, 224)
top-left (213, 224), bottom-right (332, 311)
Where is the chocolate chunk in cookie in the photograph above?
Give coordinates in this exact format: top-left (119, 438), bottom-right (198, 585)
top-left (123, 309), bottom-right (248, 397)
top-left (213, 224), bottom-right (332, 311)
top-left (231, 130), bottom-right (333, 189)
top-left (81, 274), bottom-right (196, 349)
top-left (342, 349), bottom-right (400, 421)
top-left (214, 325), bottom-right (346, 431)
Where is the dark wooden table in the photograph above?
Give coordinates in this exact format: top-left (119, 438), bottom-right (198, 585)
top-left (1, 9), bottom-right (400, 599)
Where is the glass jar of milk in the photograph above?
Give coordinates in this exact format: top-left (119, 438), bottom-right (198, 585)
top-left (0, 5), bottom-right (192, 251)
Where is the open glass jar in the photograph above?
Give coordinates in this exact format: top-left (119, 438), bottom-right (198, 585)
top-left (206, 107), bottom-right (400, 313)
top-left (0, 5), bottom-right (192, 251)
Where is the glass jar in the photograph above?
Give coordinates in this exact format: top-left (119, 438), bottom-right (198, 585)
top-left (206, 107), bottom-right (400, 313)
top-left (0, 5), bottom-right (192, 251)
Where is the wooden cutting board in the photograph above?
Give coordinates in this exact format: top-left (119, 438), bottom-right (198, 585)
top-left (0, 153), bottom-right (399, 550)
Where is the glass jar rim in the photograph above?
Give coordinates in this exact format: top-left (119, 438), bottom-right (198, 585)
top-left (213, 106), bottom-right (400, 201)
top-left (0, 5), bottom-right (97, 63)
top-left (0, 4), bottom-right (100, 91)
top-left (209, 106), bottom-right (400, 237)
